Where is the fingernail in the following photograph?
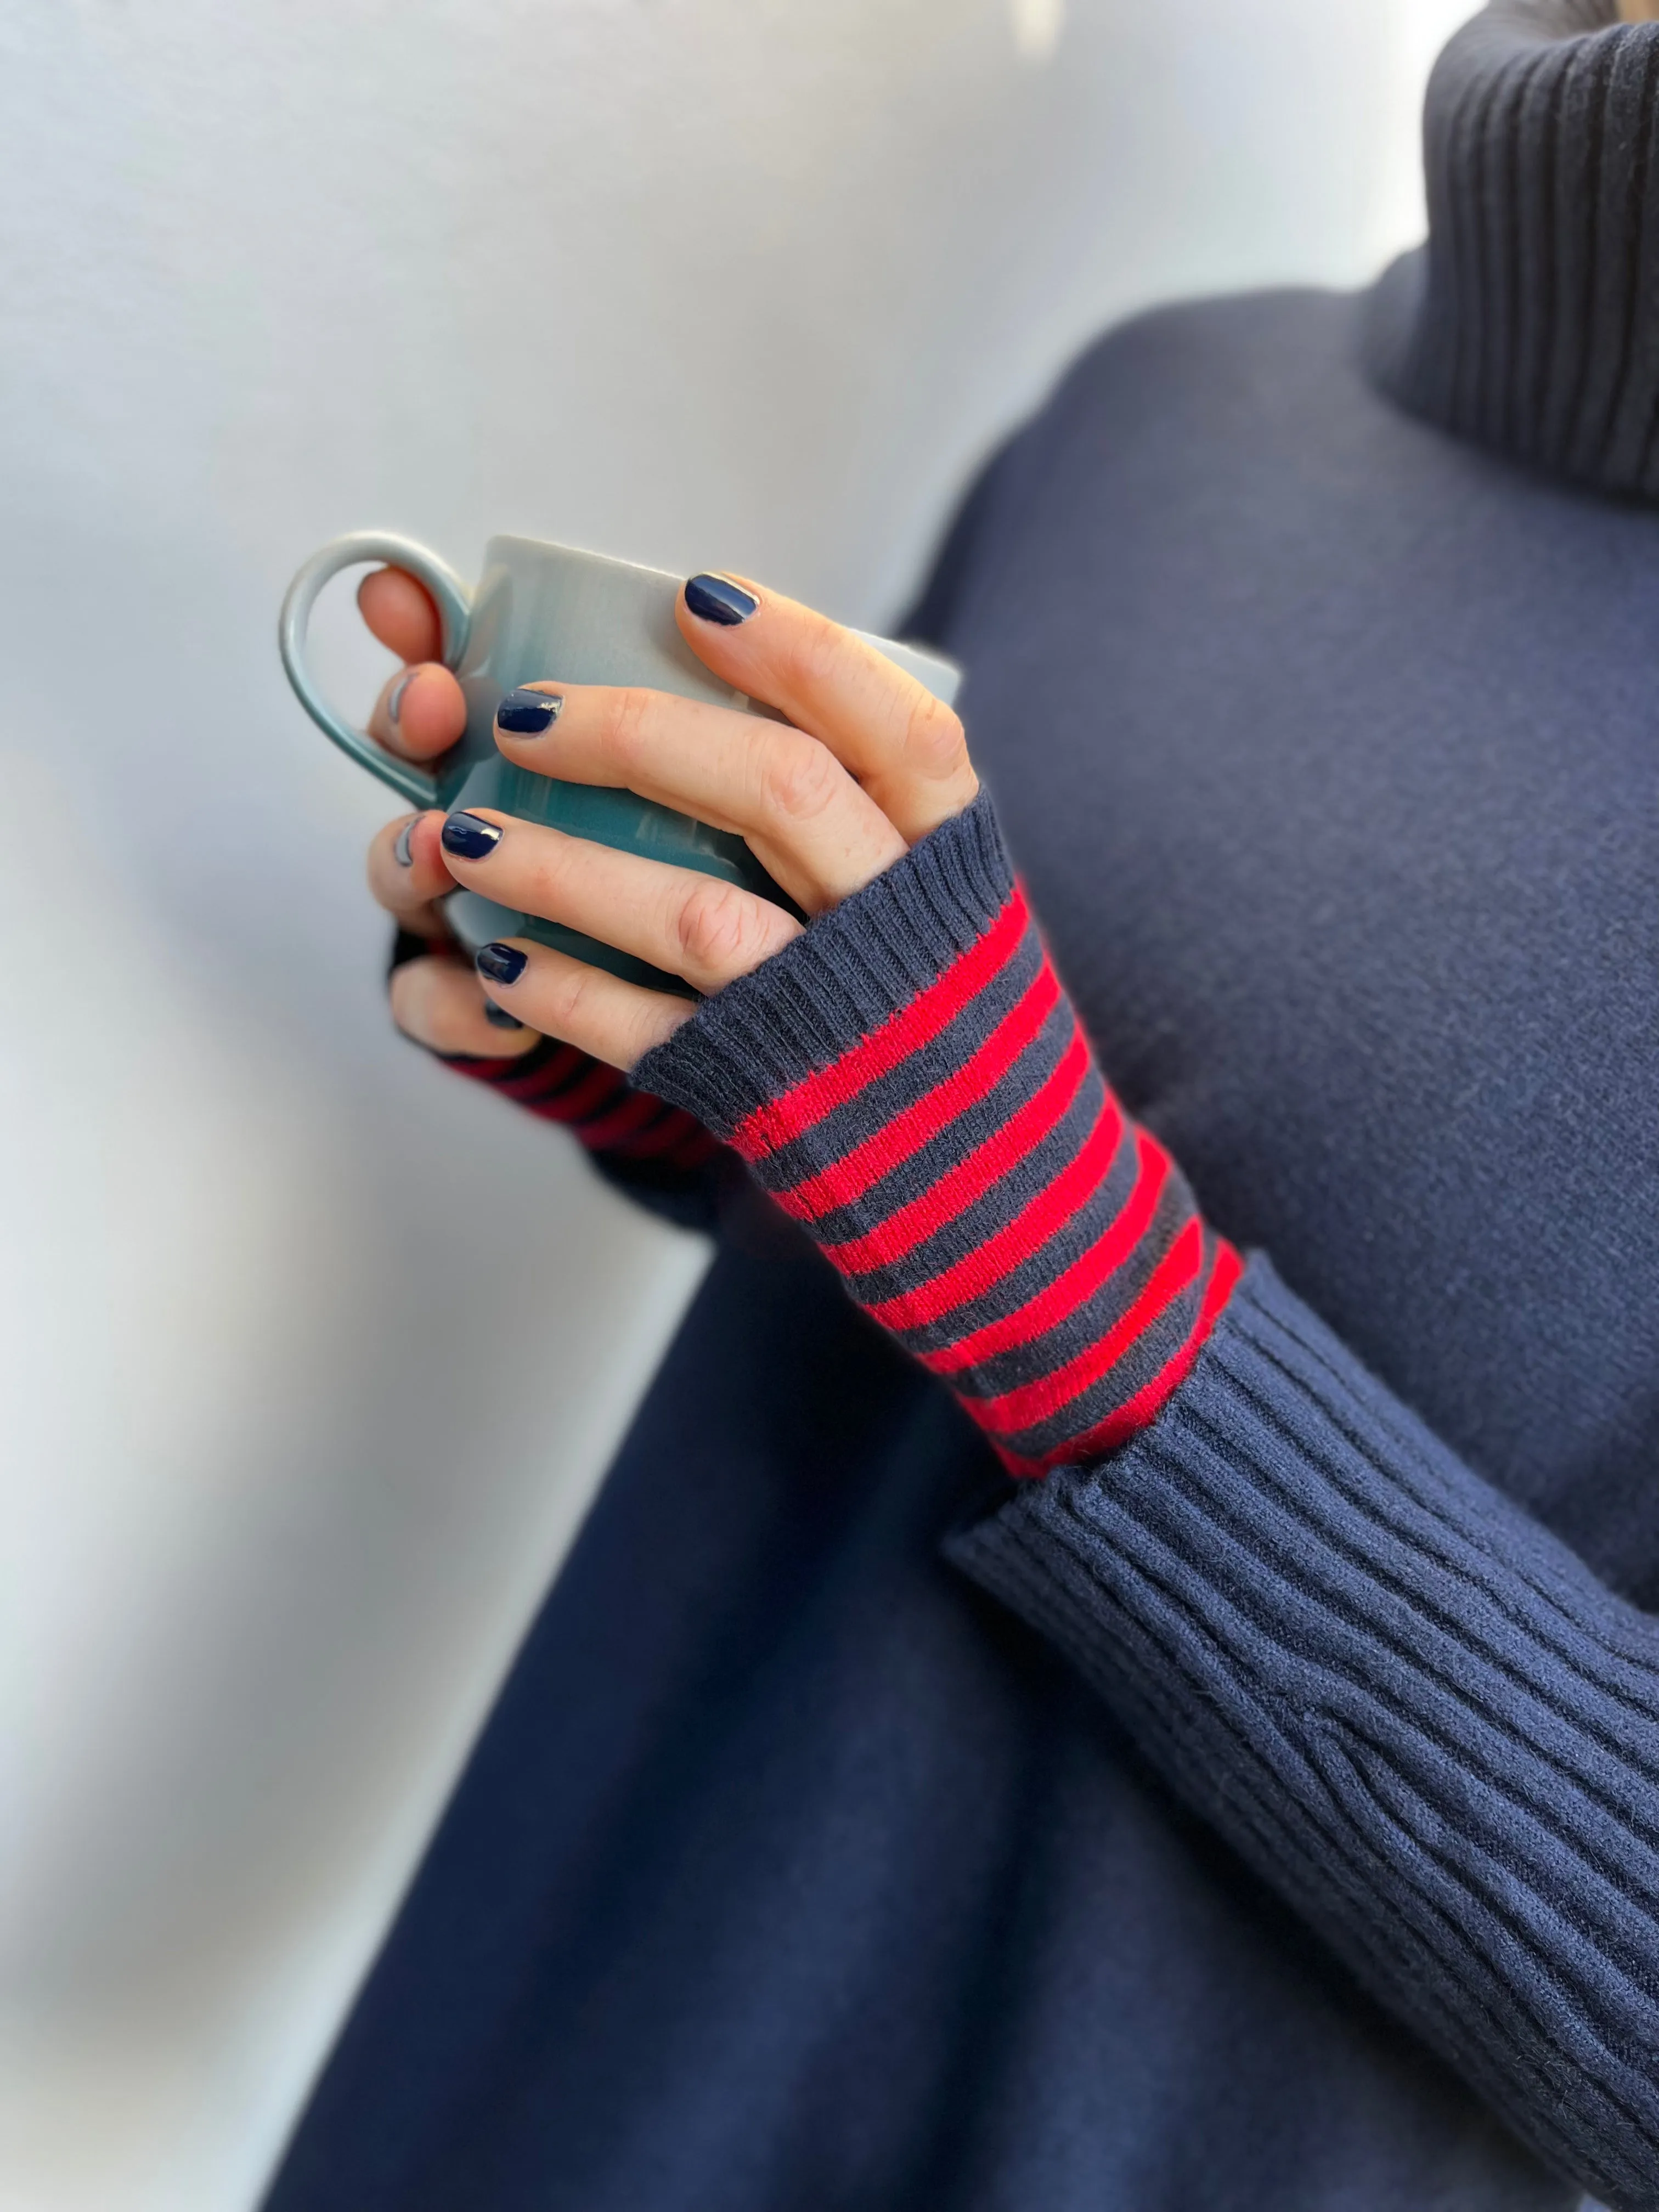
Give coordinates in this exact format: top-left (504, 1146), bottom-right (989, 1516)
top-left (477, 941), bottom-right (527, 986)
top-left (387, 669), bottom-right (417, 727)
top-left (441, 811), bottom-right (503, 860)
top-left (483, 1000), bottom-right (526, 1030)
top-left (497, 686), bottom-right (563, 736)
top-left (685, 573), bottom-right (758, 627)
top-left (393, 817), bottom-right (417, 867)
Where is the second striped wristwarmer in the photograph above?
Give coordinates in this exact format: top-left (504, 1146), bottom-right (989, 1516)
top-left (635, 791), bottom-right (1240, 1474)
top-left (445, 1034), bottom-right (720, 1176)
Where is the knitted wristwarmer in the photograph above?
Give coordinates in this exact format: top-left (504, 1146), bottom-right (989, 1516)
top-left (447, 1035), bottom-right (720, 1173)
top-left (635, 792), bottom-right (1240, 1474)
top-left (389, 928), bottom-right (718, 1176)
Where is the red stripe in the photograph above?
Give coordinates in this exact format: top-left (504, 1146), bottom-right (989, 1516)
top-left (543, 1060), bottom-right (631, 1123)
top-left (732, 888), bottom-right (1031, 1161)
top-left (964, 1215), bottom-right (1203, 1436)
top-left (1000, 1238), bottom-right (1244, 1476)
top-left (492, 1042), bottom-right (589, 1103)
top-left (818, 1024), bottom-right (1088, 1277)
top-left (573, 1087), bottom-right (668, 1150)
top-left (921, 1130), bottom-right (1170, 1375)
top-left (773, 963), bottom-right (1063, 1221)
top-left (860, 1090), bottom-right (1126, 1334)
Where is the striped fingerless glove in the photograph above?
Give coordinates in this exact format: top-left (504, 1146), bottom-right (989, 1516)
top-left (445, 1034), bottom-right (720, 1176)
top-left (635, 791), bottom-right (1240, 1474)
top-left (388, 927), bottom-right (718, 1181)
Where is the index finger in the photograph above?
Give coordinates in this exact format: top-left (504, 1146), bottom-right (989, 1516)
top-left (674, 574), bottom-right (978, 843)
top-left (358, 566), bottom-right (443, 663)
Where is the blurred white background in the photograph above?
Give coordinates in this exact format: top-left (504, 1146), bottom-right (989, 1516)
top-left (0, 2), bottom-right (1472, 2205)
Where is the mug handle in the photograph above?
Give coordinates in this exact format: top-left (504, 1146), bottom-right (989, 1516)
top-left (278, 530), bottom-right (473, 810)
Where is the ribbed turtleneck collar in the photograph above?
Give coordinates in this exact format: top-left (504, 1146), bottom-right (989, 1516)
top-left (1364, 0), bottom-right (1659, 499)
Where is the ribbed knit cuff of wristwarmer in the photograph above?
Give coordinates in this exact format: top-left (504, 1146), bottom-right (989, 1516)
top-left (635, 791), bottom-right (1240, 1474)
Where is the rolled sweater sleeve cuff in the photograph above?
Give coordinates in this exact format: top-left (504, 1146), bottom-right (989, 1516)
top-left (947, 1254), bottom-right (1659, 2208)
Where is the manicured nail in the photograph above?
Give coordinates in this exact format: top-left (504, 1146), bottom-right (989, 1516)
top-left (685, 573), bottom-right (758, 626)
top-left (387, 669), bottom-right (416, 727)
top-left (477, 941), bottom-right (527, 986)
top-left (393, 817), bottom-right (417, 867)
top-left (441, 811), bottom-right (503, 860)
top-left (497, 686), bottom-right (563, 736)
top-left (483, 1000), bottom-right (526, 1030)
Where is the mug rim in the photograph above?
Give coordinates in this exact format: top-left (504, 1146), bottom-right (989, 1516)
top-left (484, 532), bottom-right (683, 588)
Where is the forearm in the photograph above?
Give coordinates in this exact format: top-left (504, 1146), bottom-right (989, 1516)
top-left (950, 1259), bottom-right (1659, 2210)
top-left (634, 799), bottom-right (1659, 2210)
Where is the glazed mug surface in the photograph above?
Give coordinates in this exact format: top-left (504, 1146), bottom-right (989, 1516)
top-left (280, 531), bottom-right (961, 987)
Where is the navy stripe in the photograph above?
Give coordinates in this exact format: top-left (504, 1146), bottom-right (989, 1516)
top-left (639, 794), bottom-right (1239, 1474)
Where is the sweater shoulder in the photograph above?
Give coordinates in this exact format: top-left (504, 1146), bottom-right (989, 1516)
top-left (1040, 285), bottom-right (1370, 445)
top-left (905, 286), bottom-right (1381, 645)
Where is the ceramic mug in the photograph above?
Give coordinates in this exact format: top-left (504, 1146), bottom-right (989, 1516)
top-left (280, 531), bottom-right (961, 989)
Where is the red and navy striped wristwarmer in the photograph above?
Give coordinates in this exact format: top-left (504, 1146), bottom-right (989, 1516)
top-left (388, 927), bottom-right (718, 1177)
top-left (634, 791), bottom-right (1240, 1475)
top-left (445, 1035), bottom-right (720, 1174)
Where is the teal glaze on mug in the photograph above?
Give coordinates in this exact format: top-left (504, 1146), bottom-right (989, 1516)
top-left (279, 530), bottom-right (962, 990)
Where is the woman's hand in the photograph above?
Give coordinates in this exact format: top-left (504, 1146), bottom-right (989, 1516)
top-left (356, 561), bottom-right (1237, 1472)
top-left (354, 567), bottom-right (551, 1061)
top-left (415, 572), bottom-right (979, 1069)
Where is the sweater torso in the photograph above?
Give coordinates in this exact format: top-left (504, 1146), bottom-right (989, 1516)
top-left (266, 10), bottom-right (1659, 2204)
top-left (922, 280), bottom-right (1659, 1604)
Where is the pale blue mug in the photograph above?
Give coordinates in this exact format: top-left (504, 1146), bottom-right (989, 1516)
top-left (280, 530), bottom-right (961, 989)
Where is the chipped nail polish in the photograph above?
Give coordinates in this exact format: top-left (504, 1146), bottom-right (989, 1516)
top-left (387, 669), bottom-right (416, 727)
top-left (497, 686), bottom-right (563, 735)
top-left (393, 817), bottom-right (417, 867)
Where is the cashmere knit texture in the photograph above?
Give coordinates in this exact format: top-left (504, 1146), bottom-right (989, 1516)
top-left (1368, 1), bottom-right (1659, 498)
top-left (279, 9), bottom-right (1659, 2203)
top-left (635, 792), bottom-right (1240, 1474)
top-left (952, 1259), bottom-right (1659, 2211)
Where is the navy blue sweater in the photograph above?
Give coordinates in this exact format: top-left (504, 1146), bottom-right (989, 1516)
top-left (267, 7), bottom-right (1659, 2207)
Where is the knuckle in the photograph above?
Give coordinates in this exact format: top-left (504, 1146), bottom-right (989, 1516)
top-left (677, 878), bottom-right (773, 975)
top-left (903, 693), bottom-right (968, 777)
top-left (605, 686), bottom-right (657, 770)
top-left (787, 616), bottom-right (853, 698)
top-left (760, 733), bottom-right (842, 827)
top-left (543, 956), bottom-right (603, 1034)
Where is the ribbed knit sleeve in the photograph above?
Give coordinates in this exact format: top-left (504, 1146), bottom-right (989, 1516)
top-left (950, 1256), bottom-right (1659, 2212)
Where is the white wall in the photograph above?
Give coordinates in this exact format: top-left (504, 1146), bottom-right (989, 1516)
top-left (0, 3), bottom-right (1472, 2206)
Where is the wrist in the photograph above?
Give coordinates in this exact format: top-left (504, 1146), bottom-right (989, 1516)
top-left (637, 794), bottom-right (1239, 1470)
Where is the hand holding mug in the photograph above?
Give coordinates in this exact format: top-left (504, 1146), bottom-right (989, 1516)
top-left (371, 570), bottom-right (980, 1068)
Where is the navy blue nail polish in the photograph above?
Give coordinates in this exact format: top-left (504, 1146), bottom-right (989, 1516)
top-left (387, 669), bottom-right (416, 727)
top-left (497, 686), bottom-right (563, 735)
top-left (441, 811), bottom-right (503, 860)
top-left (393, 819), bottom-right (417, 867)
top-left (476, 941), bottom-right (527, 986)
top-left (483, 1000), bottom-right (526, 1030)
top-left (685, 573), bottom-right (758, 626)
